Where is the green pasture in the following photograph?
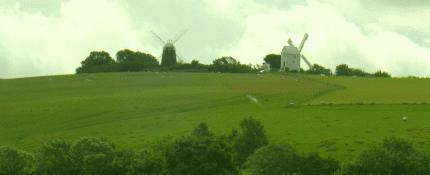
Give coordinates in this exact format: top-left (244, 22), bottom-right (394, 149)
top-left (0, 72), bottom-right (429, 164)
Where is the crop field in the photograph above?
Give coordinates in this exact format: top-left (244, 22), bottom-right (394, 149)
top-left (1, 72), bottom-right (429, 164)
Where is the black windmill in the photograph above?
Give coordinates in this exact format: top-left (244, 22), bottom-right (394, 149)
top-left (150, 28), bottom-right (187, 66)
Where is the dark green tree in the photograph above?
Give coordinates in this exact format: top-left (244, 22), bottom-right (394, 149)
top-left (115, 49), bottom-right (158, 72)
top-left (241, 142), bottom-right (303, 175)
top-left (232, 116), bottom-right (269, 166)
top-left (343, 136), bottom-right (430, 175)
top-left (34, 140), bottom-right (77, 175)
top-left (127, 149), bottom-right (164, 175)
top-left (374, 70), bottom-right (391, 77)
top-left (70, 137), bottom-right (119, 175)
top-left (213, 56), bottom-right (238, 65)
top-left (0, 146), bottom-right (34, 175)
top-left (115, 49), bottom-right (135, 62)
top-left (299, 152), bottom-right (340, 175)
top-left (335, 64), bottom-right (351, 76)
top-left (263, 54), bottom-right (281, 69)
top-left (164, 136), bottom-right (238, 175)
top-left (76, 51), bottom-right (115, 73)
top-left (192, 122), bottom-right (214, 138)
top-left (212, 56), bottom-right (250, 73)
top-left (190, 60), bottom-right (199, 68)
top-left (306, 63), bottom-right (332, 75)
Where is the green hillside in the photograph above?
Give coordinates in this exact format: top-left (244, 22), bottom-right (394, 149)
top-left (1, 72), bottom-right (429, 163)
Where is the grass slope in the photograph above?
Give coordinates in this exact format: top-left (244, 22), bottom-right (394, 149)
top-left (1, 72), bottom-right (429, 164)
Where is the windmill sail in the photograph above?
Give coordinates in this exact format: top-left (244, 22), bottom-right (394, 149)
top-left (301, 54), bottom-right (313, 70)
top-left (298, 33), bottom-right (309, 52)
top-left (150, 28), bottom-right (187, 66)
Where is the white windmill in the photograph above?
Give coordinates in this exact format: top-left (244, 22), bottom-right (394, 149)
top-left (280, 33), bottom-right (313, 72)
top-left (150, 28), bottom-right (187, 66)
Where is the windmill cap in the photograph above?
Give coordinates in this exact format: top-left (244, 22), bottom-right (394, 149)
top-left (282, 45), bottom-right (300, 54)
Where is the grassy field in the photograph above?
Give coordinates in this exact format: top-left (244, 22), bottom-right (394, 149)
top-left (1, 72), bottom-right (429, 164)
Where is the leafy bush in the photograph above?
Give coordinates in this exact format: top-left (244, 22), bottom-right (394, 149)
top-left (34, 140), bottom-right (77, 175)
top-left (233, 116), bottom-right (269, 166)
top-left (164, 135), bottom-right (238, 175)
top-left (240, 142), bottom-right (303, 175)
top-left (192, 122), bottom-right (214, 138)
top-left (127, 149), bottom-right (164, 175)
top-left (70, 136), bottom-right (118, 175)
top-left (241, 142), bottom-right (340, 175)
top-left (299, 152), bottom-right (340, 175)
top-left (0, 146), bottom-right (34, 175)
top-left (343, 136), bottom-right (430, 175)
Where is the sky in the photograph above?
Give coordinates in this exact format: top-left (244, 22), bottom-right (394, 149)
top-left (1, 0), bottom-right (429, 78)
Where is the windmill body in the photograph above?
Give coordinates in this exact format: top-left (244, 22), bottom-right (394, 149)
top-left (161, 41), bottom-right (177, 66)
top-left (150, 29), bottom-right (187, 66)
top-left (280, 33), bottom-right (313, 72)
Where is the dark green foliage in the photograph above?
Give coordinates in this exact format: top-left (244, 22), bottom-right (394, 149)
top-left (374, 70), bottom-right (391, 77)
top-left (192, 122), bottom-right (214, 138)
top-left (34, 140), bottom-right (77, 175)
top-left (76, 51), bottom-right (115, 73)
top-left (335, 64), bottom-right (391, 77)
top-left (299, 152), bottom-right (340, 175)
top-left (190, 60), bottom-right (199, 68)
top-left (76, 49), bottom-right (158, 74)
top-left (70, 136), bottom-right (117, 175)
top-left (335, 64), bottom-right (351, 76)
top-left (306, 63), bottom-right (332, 75)
top-left (263, 54), bottom-right (281, 69)
top-left (241, 143), bottom-right (340, 175)
top-left (241, 142), bottom-right (303, 175)
top-left (233, 116), bottom-right (269, 166)
top-left (115, 49), bottom-right (159, 71)
top-left (212, 56), bottom-right (250, 73)
top-left (343, 136), bottom-right (430, 175)
top-left (164, 136), bottom-right (238, 175)
top-left (127, 149), bottom-right (164, 175)
top-left (290, 69), bottom-right (299, 73)
top-left (0, 146), bottom-right (34, 175)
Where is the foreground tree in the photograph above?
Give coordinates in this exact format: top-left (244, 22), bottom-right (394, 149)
top-left (34, 140), bottom-right (76, 175)
top-left (232, 116), bottom-right (269, 166)
top-left (70, 137), bottom-right (122, 175)
top-left (0, 146), bottom-right (34, 175)
top-left (343, 136), bottom-right (430, 175)
top-left (165, 135), bottom-right (237, 174)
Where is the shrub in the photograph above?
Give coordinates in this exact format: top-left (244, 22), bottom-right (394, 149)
top-left (233, 116), bottom-right (269, 166)
top-left (0, 146), bottom-right (34, 175)
top-left (192, 122), bottom-right (214, 138)
top-left (127, 149), bottom-right (164, 175)
top-left (343, 136), bottom-right (430, 175)
top-left (70, 136), bottom-right (117, 175)
top-left (164, 136), bottom-right (238, 175)
top-left (34, 140), bottom-right (77, 175)
top-left (240, 142), bottom-right (303, 175)
top-left (299, 152), bottom-right (340, 175)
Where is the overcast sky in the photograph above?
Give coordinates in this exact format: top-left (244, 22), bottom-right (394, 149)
top-left (1, 0), bottom-right (429, 78)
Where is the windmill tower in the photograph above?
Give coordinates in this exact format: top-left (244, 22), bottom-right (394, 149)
top-left (280, 33), bottom-right (313, 72)
top-left (150, 28), bottom-right (187, 66)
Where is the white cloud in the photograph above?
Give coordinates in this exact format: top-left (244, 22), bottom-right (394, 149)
top-left (0, 0), bottom-right (155, 78)
top-left (216, 1), bottom-right (430, 77)
top-left (202, 0), bottom-right (271, 26)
